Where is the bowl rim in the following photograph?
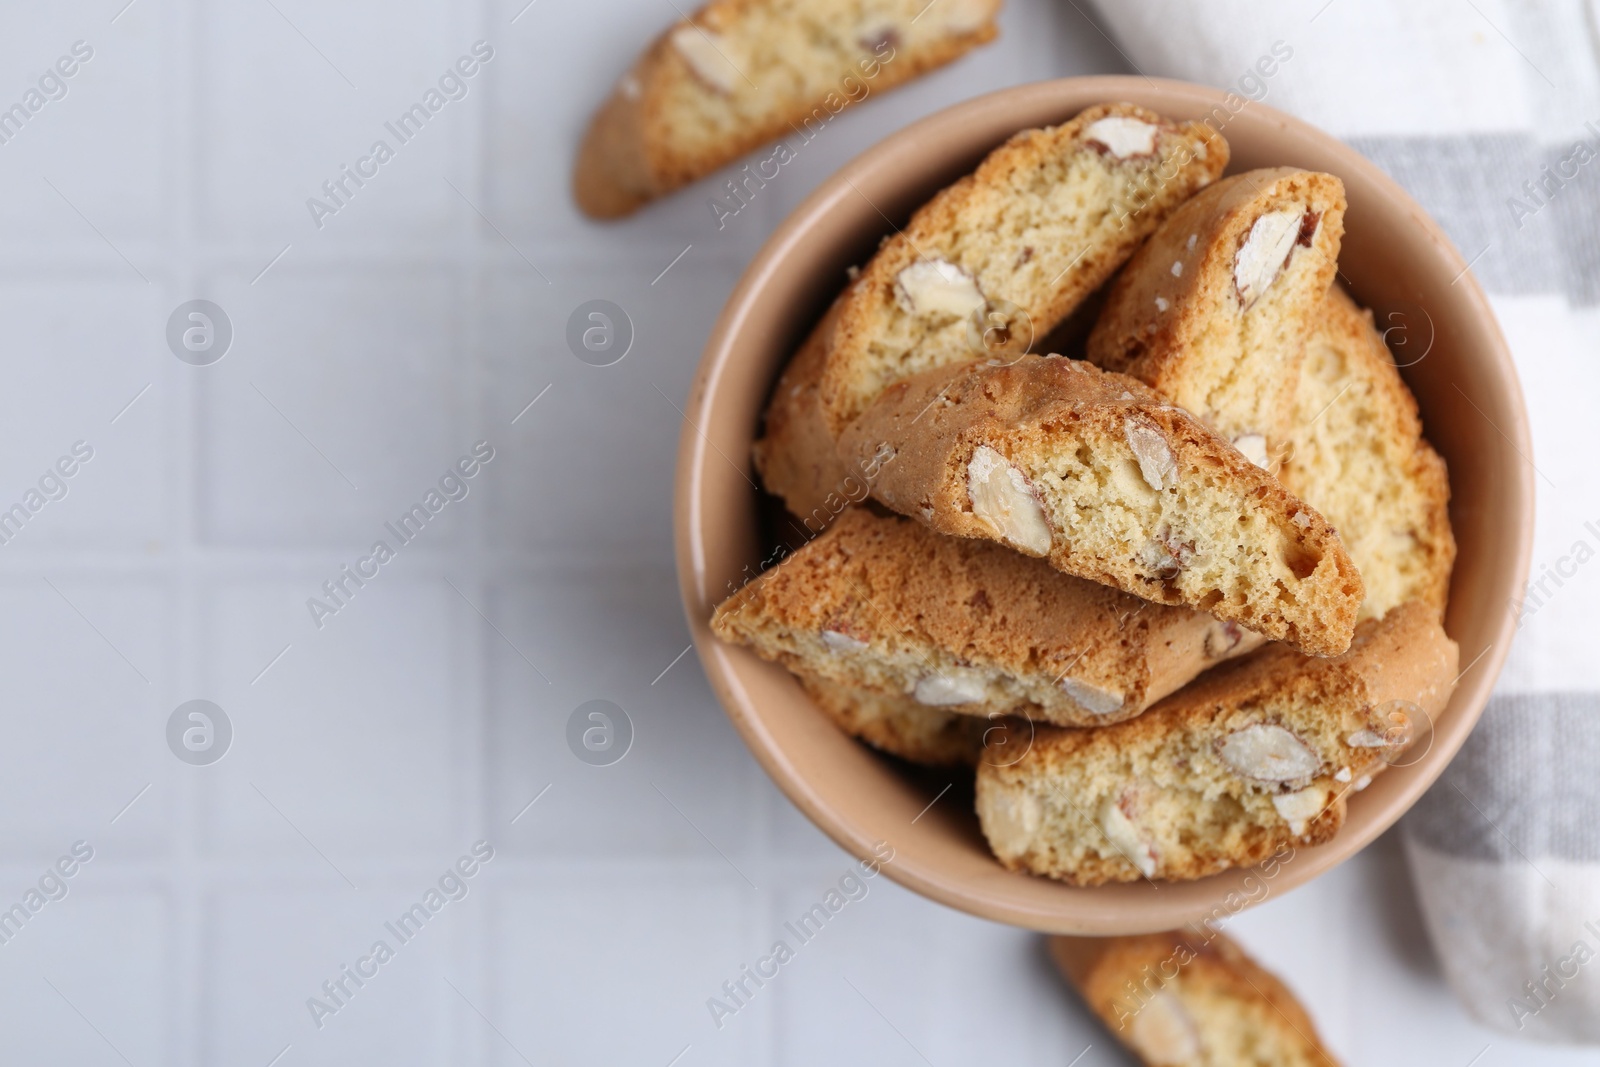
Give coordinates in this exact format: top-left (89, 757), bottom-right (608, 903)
top-left (673, 75), bottom-right (1535, 932)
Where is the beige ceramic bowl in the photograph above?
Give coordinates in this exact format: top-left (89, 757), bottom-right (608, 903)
top-left (674, 77), bottom-right (1534, 934)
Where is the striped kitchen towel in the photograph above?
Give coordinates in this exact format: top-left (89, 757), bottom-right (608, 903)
top-left (1090, 0), bottom-right (1600, 1042)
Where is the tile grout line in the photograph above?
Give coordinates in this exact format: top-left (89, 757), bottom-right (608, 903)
top-left (172, 0), bottom-right (209, 1062)
top-left (454, 0), bottom-right (495, 1062)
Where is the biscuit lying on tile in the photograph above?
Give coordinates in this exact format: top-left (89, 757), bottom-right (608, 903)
top-left (1050, 929), bottom-right (1342, 1066)
top-left (575, 0), bottom-right (1002, 218)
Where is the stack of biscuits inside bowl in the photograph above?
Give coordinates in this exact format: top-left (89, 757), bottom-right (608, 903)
top-left (710, 102), bottom-right (1459, 888)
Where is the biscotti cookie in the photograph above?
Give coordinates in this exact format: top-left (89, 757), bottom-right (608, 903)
top-left (800, 674), bottom-right (988, 766)
top-left (1051, 930), bottom-right (1342, 1066)
top-left (1281, 288), bottom-right (1455, 621)
top-left (1087, 168), bottom-right (1346, 470)
top-left (815, 102), bottom-right (1229, 438)
top-left (837, 355), bottom-right (1363, 655)
top-left (750, 300), bottom-right (854, 524)
top-left (757, 103), bottom-right (1228, 517)
top-left (710, 509), bottom-right (1265, 726)
top-left (975, 601), bottom-right (1458, 885)
top-left (574, 0), bottom-right (1001, 218)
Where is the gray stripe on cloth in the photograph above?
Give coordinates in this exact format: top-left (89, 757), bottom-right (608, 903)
top-left (1346, 133), bottom-right (1600, 304)
top-left (1545, 140), bottom-right (1600, 305)
top-left (1403, 691), bottom-right (1600, 861)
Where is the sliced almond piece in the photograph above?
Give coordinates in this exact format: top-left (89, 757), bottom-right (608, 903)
top-left (1129, 990), bottom-right (1202, 1065)
top-left (1098, 794), bottom-right (1157, 877)
top-left (669, 25), bottom-right (743, 95)
top-left (1061, 676), bottom-right (1124, 716)
top-left (820, 629), bottom-right (867, 654)
top-left (1124, 418), bottom-right (1177, 491)
top-left (1346, 729), bottom-right (1391, 748)
top-left (1218, 723), bottom-right (1320, 782)
top-left (1203, 620), bottom-right (1244, 659)
top-left (981, 785), bottom-right (1041, 861)
top-left (913, 670), bottom-right (986, 706)
top-left (1233, 433), bottom-right (1270, 468)
top-left (1272, 784), bottom-right (1329, 836)
top-left (893, 258), bottom-right (986, 319)
top-left (1138, 538), bottom-right (1183, 579)
top-left (1084, 116), bottom-right (1159, 160)
top-left (1233, 208), bottom-right (1304, 308)
top-left (967, 446), bottom-right (1052, 555)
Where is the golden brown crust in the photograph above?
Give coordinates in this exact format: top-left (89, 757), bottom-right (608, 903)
top-left (709, 508), bottom-right (1264, 727)
top-left (751, 300), bottom-right (856, 522)
top-left (574, 0), bottom-right (1001, 219)
top-left (1051, 931), bottom-right (1342, 1066)
top-left (1086, 168), bottom-right (1347, 468)
top-left (975, 602), bottom-right (1458, 885)
top-left (837, 355), bottom-right (1363, 655)
top-left (818, 102), bottom-right (1228, 434)
top-left (573, 77), bottom-right (657, 219)
top-left (1281, 288), bottom-right (1455, 620)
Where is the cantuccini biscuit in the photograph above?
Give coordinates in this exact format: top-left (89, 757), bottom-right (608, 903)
top-left (575, 0), bottom-right (1001, 218)
top-left (1281, 288), bottom-right (1455, 620)
top-left (1087, 168), bottom-right (1346, 471)
top-left (755, 103), bottom-right (1230, 517)
top-left (838, 355), bottom-right (1363, 655)
top-left (1050, 930), bottom-right (1342, 1066)
top-left (711, 508), bottom-right (1264, 727)
top-left (751, 301), bottom-right (855, 527)
top-left (819, 102), bottom-right (1228, 438)
top-left (975, 601), bottom-right (1458, 885)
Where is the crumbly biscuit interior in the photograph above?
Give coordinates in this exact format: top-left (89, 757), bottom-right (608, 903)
top-left (1168, 207), bottom-right (1330, 446)
top-left (1284, 317), bottom-right (1448, 620)
top-left (842, 133), bottom-right (1212, 423)
top-left (658, 0), bottom-right (993, 157)
top-left (980, 743), bottom-right (1317, 882)
top-left (1171, 981), bottom-right (1335, 1066)
top-left (1015, 423), bottom-right (1327, 624)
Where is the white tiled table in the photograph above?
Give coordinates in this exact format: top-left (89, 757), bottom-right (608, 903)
top-left (0, 1), bottom-right (1589, 1063)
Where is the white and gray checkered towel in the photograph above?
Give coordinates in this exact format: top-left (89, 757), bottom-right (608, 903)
top-left (1090, 0), bottom-right (1600, 1043)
